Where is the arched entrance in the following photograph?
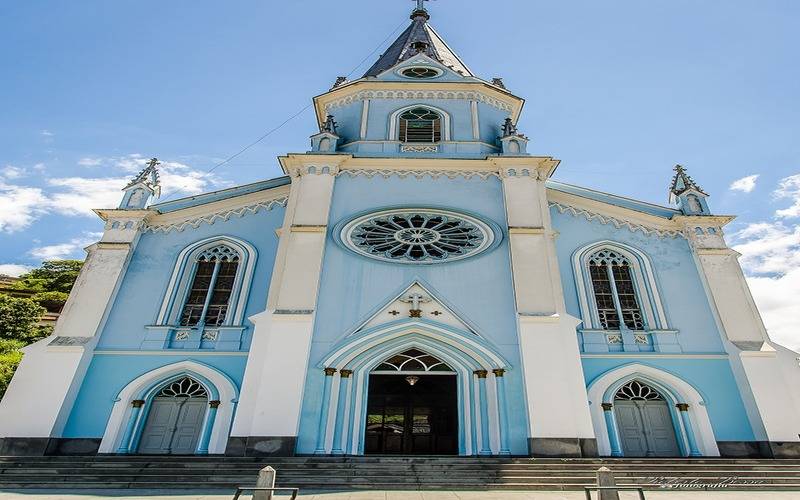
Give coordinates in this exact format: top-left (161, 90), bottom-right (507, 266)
top-left (137, 377), bottom-right (209, 455)
top-left (613, 380), bottom-right (680, 457)
top-left (365, 349), bottom-right (457, 454)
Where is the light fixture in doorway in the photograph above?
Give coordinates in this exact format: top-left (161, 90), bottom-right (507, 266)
top-left (405, 375), bottom-right (420, 386)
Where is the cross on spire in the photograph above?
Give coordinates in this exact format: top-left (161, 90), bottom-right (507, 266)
top-left (413, 0), bottom-right (429, 11)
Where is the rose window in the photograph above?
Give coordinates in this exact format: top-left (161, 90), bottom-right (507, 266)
top-left (341, 209), bottom-right (494, 264)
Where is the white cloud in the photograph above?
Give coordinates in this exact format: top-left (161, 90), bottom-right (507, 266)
top-left (729, 174), bottom-right (759, 193)
top-left (746, 270), bottom-right (800, 350)
top-left (732, 172), bottom-right (800, 350)
top-left (0, 155), bottom-right (223, 231)
top-left (0, 264), bottom-right (32, 277)
top-left (1, 165), bottom-right (27, 180)
top-left (28, 232), bottom-right (102, 260)
top-left (40, 130), bottom-right (54, 137)
top-left (47, 176), bottom-right (129, 216)
top-left (775, 174), bottom-right (800, 219)
top-left (77, 157), bottom-right (103, 167)
top-left (0, 182), bottom-right (49, 233)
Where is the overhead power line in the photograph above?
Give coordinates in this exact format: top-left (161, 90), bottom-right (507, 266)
top-left (157, 19), bottom-right (408, 202)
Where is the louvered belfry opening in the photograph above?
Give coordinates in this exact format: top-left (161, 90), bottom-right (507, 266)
top-left (399, 108), bottom-right (441, 143)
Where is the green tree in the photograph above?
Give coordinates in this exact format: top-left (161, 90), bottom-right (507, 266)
top-left (0, 340), bottom-right (24, 399)
top-left (0, 297), bottom-right (49, 399)
top-left (14, 260), bottom-right (83, 294)
top-left (0, 295), bottom-right (48, 342)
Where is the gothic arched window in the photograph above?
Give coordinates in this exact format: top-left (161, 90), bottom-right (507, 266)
top-left (399, 108), bottom-right (442, 143)
top-left (179, 244), bottom-right (241, 327)
top-left (588, 249), bottom-right (644, 331)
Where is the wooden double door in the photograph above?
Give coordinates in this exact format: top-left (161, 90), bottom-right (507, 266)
top-left (137, 396), bottom-right (207, 454)
top-left (365, 374), bottom-right (458, 455)
top-left (615, 400), bottom-right (681, 457)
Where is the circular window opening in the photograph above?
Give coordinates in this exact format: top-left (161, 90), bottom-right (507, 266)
top-left (341, 209), bottom-right (495, 264)
top-left (401, 67), bottom-right (441, 79)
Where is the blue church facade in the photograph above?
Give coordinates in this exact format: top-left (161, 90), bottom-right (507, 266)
top-left (1, 5), bottom-right (799, 459)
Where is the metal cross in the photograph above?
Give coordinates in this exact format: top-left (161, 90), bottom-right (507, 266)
top-left (413, 0), bottom-right (429, 11)
top-left (400, 292), bottom-right (432, 310)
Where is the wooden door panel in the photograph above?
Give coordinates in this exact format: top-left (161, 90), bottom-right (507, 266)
top-left (138, 399), bottom-right (179, 454)
top-left (615, 402), bottom-right (648, 457)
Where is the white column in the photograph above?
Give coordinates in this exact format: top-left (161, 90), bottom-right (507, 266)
top-left (232, 158), bottom-right (341, 447)
top-left (0, 211), bottom-right (148, 443)
top-left (498, 159), bottom-right (596, 457)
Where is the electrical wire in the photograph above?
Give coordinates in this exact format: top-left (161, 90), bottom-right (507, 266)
top-left (157, 19), bottom-right (408, 202)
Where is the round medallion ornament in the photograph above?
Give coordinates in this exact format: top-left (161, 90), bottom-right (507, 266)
top-left (341, 209), bottom-right (495, 264)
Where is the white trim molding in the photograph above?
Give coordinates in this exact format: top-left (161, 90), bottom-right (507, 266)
top-left (587, 363), bottom-right (719, 457)
top-left (551, 202), bottom-right (684, 239)
top-left (325, 89), bottom-right (514, 115)
top-left (98, 360), bottom-right (239, 454)
top-left (143, 196), bottom-right (287, 234)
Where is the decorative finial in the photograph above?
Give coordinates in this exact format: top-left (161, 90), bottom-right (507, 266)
top-left (321, 115), bottom-right (338, 134)
top-left (120, 157), bottom-right (161, 209)
top-left (492, 78), bottom-right (506, 89)
top-left (331, 76), bottom-right (348, 89)
top-left (669, 164), bottom-right (710, 215)
top-left (124, 158), bottom-right (161, 191)
top-left (501, 118), bottom-right (518, 137)
top-left (411, 0), bottom-right (431, 20)
top-left (670, 164), bottom-right (706, 196)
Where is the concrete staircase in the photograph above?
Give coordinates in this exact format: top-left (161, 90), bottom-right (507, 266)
top-left (2, 456), bottom-right (800, 491)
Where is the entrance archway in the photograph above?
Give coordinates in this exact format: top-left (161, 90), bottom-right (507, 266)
top-left (613, 380), bottom-right (680, 457)
top-left (365, 349), bottom-right (457, 454)
top-left (137, 377), bottom-right (209, 454)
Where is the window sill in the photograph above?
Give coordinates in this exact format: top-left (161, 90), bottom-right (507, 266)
top-left (142, 325), bottom-right (246, 351)
top-left (578, 328), bottom-right (680, 354)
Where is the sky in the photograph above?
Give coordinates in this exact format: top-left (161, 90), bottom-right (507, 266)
top-left (0, 1), bottom-right (798, 346)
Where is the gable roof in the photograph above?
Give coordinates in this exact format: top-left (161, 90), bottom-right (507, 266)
top-left (363, 10), bottom-right (473, 78)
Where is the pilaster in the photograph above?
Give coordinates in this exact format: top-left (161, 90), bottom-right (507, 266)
top-left (496, 158), bottom-right (596, 457)
top-left (231, 157), bottom-right (340, 454)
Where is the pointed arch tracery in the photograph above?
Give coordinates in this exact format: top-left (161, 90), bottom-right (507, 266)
top-left (587, 363), bottom-right (719, 457)
top-left (156, 236), bottom-right (257, 329)
top-left (98, 360), bottom-right (238, 455)
top-left (573, 241), bottom-right (670, 337)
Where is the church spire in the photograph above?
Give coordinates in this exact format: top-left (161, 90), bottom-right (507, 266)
top-left (669, 164), bottom-right (711, 215)
top-left (119, 157), bottom-right (161, 209)
top-left (362, 1), bottom-right (473, 78)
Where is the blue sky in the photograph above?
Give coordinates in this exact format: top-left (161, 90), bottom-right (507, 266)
top-left (1, 0), bottom-right (798, 345)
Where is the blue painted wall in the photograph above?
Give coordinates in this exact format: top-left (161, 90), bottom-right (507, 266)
top-left (551, 207), bottom-right (726, 354)
top-left (296, 174), bottom-right (530, 455)
top-left (62, 197), bottom-right (285, 437)
top-left (582, 358), bottom-right (755, 441)
top-left (96, 204), bottom-right (285, 351)
top-left (63, 354), bottom-right (246, 438)
top-left (328, 98), bottom-right (507, 150)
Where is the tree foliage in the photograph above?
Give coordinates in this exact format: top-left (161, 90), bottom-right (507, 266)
top-left (0, 260), bottom-right (81, 399)
top-left (14, 260), bottom-right (83, 294)
top-left (0, 295), bottom-right (48, 342)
